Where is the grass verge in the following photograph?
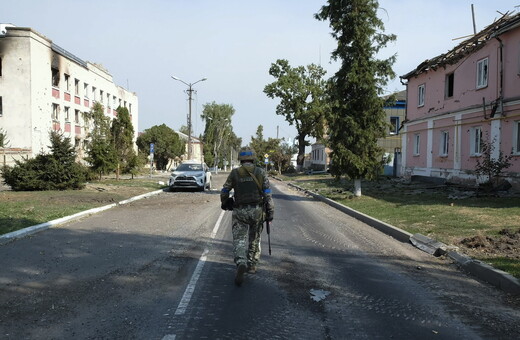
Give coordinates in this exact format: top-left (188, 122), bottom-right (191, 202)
top-left (0, 177), bottom-right (167, 235)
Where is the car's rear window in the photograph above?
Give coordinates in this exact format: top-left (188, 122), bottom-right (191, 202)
top-left (176, 163), bottom-right (203, 171)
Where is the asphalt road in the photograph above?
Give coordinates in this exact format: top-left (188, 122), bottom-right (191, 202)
top-left (1, 173), bottom-right (519, 339)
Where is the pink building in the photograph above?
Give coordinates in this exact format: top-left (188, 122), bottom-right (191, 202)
top-left (400, 12), bottom-right (520, 188)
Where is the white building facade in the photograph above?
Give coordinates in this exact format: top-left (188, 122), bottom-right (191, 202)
top-left (0, 25), bottom-right (138, 166)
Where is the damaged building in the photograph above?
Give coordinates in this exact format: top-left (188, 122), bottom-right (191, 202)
top-left (0, 24), bottom-right (138, 166)
top-left (400, 11), bottom-right (520, 188)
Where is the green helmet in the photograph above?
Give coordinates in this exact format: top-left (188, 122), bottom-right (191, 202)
top-left (238, 148), bottom-right (256, 162)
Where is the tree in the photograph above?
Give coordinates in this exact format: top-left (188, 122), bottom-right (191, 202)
top-left (136, 124), bottom-right (184, 170)
top-left (475, 137), bottom-right (513, 190)
top-left (201, 102), bottom-right (241, 170)
top-left (270, 139), bottom-right (297, 174)
top-left (316, 0), bottom-right (396, 196)
top-left (111, 106), bottom-right (135, 180)
top-left (84, 102), bottom-right (117, 179)
top-left (0, 128), bottom-right (10, 167)
top-left (2, 131), bottom-right (86, 190)
top-left (249, 125), bottom-right (282, 168)
top-left (264, 59), bottom-right (329, 171)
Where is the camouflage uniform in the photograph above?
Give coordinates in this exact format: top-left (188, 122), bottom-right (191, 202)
top-left (221, 163), bottom-right (274, 270)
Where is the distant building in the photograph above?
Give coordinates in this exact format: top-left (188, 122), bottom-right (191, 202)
top-left (308, 90), bottom-right (406, 175)
top-left (175, 131), bottom-right (204, 165)
top-left (0, 25), bottom-right (138, 166)
top-left (400, 12), bottom-right (520, 187)
top-left (380, 90), bottom-right (406, 176)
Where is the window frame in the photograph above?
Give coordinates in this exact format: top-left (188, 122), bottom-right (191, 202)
top-left (470, 126), bottom-right (483, 156)
top-left (390, 116), bottom-right (400, 135)
top-left (74, 79), bottom-right (80, 96)
top-left (476, 58), bottom-right (489, 89)
top-left (84, 83), bottom-right (89, 99)
top-left (52, 103), bottom-right (60, 120)
top-left (440, 130), bottom-right (449, 156)
top-left (0, 96), bottom-right (3, 117)
top-left (513, 120), bottom-right (520, 155)
top-left (445, 73), bottom-right (454, 98)
top-left (51, 68), bottom-right (60, 87)
top-left (418, 84), bottom-right (425, 107)
top-left (413, 133), bottom-right (420, 156)
top-left (64, 74), bottom-right (70, 92)
top-left (64, 106), bottom-right (70, 121)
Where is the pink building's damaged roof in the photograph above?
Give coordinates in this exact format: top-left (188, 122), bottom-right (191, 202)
top-left (401, 11), bottom-right (520, 80)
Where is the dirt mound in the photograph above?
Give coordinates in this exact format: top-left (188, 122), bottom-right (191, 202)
top-left (460, 228), bottom-right (520, 259)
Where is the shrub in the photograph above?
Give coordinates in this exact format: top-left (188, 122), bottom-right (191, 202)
top-left (1, 131), bottom-right (87, 191)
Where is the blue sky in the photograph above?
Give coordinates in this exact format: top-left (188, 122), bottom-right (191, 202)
top-left (3, 0), bottom-right (519, 145)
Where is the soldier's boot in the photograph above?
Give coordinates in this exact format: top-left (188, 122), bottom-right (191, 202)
top-left (247, 264), bottom-right (257, 274)
top-left (235, 263), bottom-right (247, 286)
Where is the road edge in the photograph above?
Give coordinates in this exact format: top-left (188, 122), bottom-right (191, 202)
top-left (282, 180), bottom-right (520, 295)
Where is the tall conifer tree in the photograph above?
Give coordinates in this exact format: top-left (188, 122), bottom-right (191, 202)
top-left (316, 0), bottom-right (396, 196)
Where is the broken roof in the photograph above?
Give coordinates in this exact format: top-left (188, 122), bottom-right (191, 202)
top-left (401, 11), bottom-right (520, 80)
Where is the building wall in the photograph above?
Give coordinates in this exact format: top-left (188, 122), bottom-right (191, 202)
top-left (0, 26), bottom-right (138, 166)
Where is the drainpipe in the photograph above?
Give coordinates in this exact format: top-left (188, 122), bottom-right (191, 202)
top-left (495, 37), bottom-right (504, 116)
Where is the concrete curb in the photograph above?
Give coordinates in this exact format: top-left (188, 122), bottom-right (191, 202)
top-left (0, 188), bottom-right (167, 245)
top-left (285, 181), bottom-right (520, 295)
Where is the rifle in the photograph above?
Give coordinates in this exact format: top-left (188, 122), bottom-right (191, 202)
top-left (265, 218), bottom-right (272, 256)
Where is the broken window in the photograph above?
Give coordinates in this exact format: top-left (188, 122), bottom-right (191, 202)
top-left (52, 103), bottom-right (59, 120)
top-left (64, 74), bottom-right (70, 92)
top-left (418, 84), bottom-right (425, 107)
top-left (445, 73), bottom-right (454, 98)
top-left (440, 131), bottom-right (449, 156)
top-left (52, 68), bottom-right (60, 87)
top-left (390, 116), bottom-right (399, 135)
top-left (470, 126), bottom-right (483, 155)
top-left (477, 58), bottom-right (488, 89)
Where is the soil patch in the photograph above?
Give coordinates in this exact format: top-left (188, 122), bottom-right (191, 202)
top-left (460, 228), bottom-right (520, 260)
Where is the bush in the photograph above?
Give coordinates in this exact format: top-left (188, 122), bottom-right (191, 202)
top-left (1, 131), bottom-right (87, 191)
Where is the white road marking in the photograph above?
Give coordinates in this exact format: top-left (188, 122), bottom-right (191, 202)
top-left (174, 210), bottom-right (226, 316)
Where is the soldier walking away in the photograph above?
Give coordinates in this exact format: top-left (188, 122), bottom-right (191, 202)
top-left (220, 148), bottom-right (274, 286)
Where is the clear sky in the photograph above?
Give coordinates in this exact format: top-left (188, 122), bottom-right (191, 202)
top-left (3, 0), bottom-right (519, 145)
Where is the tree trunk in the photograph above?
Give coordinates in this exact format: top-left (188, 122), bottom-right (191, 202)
top-left (297, 135), bottom-right (306, 171)
top-left (354, 179), bottom-right (362, 197)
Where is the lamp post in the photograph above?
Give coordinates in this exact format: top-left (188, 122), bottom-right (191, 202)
top-left (171, 76), bottom-right (207, 161)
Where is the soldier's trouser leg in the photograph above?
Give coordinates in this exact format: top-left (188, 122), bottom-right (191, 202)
top-left (232, 218), bottom-right (249, 266)
top-left (247, 219), bottom-right (264, 266)
top-left (232, 206), bottom-right (263, 266)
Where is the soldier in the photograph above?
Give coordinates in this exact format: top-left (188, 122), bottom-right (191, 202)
top-left (220, 148), bottom-right (274, 286)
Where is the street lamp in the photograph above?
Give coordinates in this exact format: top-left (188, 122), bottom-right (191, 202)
top-left (171, 75), bottom-right (207, 161)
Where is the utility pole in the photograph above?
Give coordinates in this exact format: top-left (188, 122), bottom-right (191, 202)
top-left (171, 76), bottom-right (207, 161)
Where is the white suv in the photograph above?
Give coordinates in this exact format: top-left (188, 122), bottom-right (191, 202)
top-left (169, 161), bottom-right (211, 191)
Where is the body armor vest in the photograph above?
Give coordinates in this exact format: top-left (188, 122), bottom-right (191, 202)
top-left (233, 165), bottom-right (263, 206)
